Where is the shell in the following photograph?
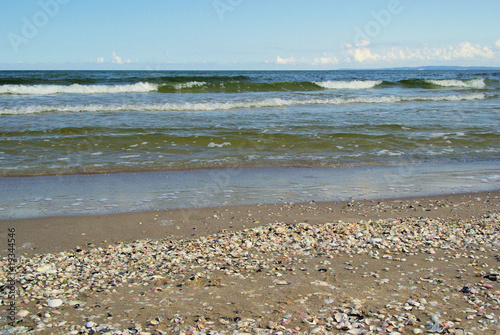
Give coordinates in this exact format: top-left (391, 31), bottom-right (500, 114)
top-left (47, 299), bottom-right (63, 308)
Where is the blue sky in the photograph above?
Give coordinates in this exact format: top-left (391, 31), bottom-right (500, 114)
top-left (1, 0), bottom-right (500, 70)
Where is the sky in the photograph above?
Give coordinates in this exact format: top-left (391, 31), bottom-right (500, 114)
top-left (1, 0), bottom-right (500, 70)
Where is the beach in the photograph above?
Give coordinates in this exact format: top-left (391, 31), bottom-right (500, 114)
top-left (1, 0), bottom-right (500, 331)
top-left (0, 69), bottom-right (499, 334)
top-left (1, 190), bottom-right (499, 334)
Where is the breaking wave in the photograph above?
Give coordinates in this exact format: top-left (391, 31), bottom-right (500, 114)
top-left (314, 80), bottom-right (382, 89)
top-left (398, 78), bottom-right (488, 89)
top-left (1, 93), bottom-right (485, 115)
top-left (0, 80), bottom-right (383, 95)
top-left (0, 82), bottom-right (158, 95)
top-left (1, 77), bottom-right (493, 95)
top-left (425, 78), bottom-right (486, 88)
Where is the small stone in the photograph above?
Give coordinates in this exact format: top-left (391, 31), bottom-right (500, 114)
top-left (460, 286), bottom-right (472, 293)
top-left (36, 265), bottom-right (55, 274)
top-left (47, 299), bottom-right (63, 308)
top-left (85, 321), bottom-right (97, 328)
top-left (17, 310), bottom-right (29, 318)
top-left (311, 327), bottom-right (325, 334)
top-left (276, 280), bottom-right (290, 285)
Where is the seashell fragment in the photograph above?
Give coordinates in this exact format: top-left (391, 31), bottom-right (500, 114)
top-left (85, 321), bottom-right (97, 328)
top-left (47, 299), bottom-right (63, 308)
top-left (36, 265), bottom-right (56, 274)
top-left (17, 310), bottom-right (29, 318)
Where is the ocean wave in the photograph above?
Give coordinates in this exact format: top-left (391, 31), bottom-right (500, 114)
top-left (0, 93), bottom-right (485, 115)
top-left (0, 77), bottom-right (491, 95)
top-left (159, 80), bottom-right (383, 93)
top-left (157, 81), bottom-right (323, 93)
top-left (0, 80), bottom-right (383, 96)
top-left (173, 81), bottom-right (207, 89)
top-left (398, 78), bottom-right (488, 89)
top-left (425, 78), bottom-right (486, 88)
top-left (314, 80), bottom-right (382, 89)
top-left (0, 82), bottom-right (158, 95)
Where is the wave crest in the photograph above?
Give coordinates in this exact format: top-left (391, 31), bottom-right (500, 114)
top-left (314, 80), bottom-right (382, 90)
top-left (0, 77), bottom-right (490, 96)
top-left (0, 82), bottom-right (158, 95)
top-left (425, 78), bottom-right (486, 89)
top-left (0, 93), bottom-right (485, 115)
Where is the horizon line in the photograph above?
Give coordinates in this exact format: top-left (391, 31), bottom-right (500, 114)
top-left (1, 65), bottom-right (500, 71)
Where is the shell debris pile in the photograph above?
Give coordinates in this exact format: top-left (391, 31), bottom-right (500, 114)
top-left (1, 213), bottom-right (499, 334)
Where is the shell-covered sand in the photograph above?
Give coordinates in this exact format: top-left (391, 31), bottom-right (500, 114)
top-left (1, 192), bottom-right (499, 334)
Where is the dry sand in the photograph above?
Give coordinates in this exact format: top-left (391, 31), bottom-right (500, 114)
top-left (0, 191), bottom-right (499, 334)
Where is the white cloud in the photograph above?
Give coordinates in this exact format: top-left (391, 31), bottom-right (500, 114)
top-left (345, 40), bottom-right (370, 49)
top-left (112, 51), bottom-right (123, 64)
top-left (451, 42), bottom-right (494, 59)
top-left (348, 47), bottom-right (380, 62)
top-left (313, 55), bottom-right (339, 65)
top-left (96, 57), bottom-right (104, 64)
top-left (339, 41), bottom-right (497, 65)
top-left (358, 39), bottom-right (370, 47)
top-left (111, 51), bottom-right (131, 64)
top-left (494, 39), bottom-right (500, 48)
top-left (275, 56), bottom-right (296, 65)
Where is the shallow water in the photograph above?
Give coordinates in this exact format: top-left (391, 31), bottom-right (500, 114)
top-left (1, 161), bottom-right (499, 220)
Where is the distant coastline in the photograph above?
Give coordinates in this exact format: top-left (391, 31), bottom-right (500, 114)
top-left (374, 65), bottom-right (500, 71)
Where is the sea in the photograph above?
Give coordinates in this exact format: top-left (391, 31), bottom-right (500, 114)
top-left (1, 70), bottom-right (499, 219)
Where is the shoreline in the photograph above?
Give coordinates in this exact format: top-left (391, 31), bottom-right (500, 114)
top-left (1, 161), bottom-right (500, 221)
top-left (0, 190), bottom-right (500, 256)
top-left (1, 189), bottom-right (499, 256)
top-left (0, 190), bottom-right (499, 334)
top-left (1, 159), bottom-right (493, 179)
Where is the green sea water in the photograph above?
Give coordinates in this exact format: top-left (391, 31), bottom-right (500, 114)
top-left (0, 70), bottom-right (499, 176)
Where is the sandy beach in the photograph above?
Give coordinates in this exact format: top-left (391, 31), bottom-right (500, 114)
top-left (1, 2), bottom-right (500, 334)
top-left (1, 190), bottom-right (499, 334)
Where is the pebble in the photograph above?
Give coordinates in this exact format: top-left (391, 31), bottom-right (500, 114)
top-left (47, 299), bottom-right (63, 308)
top-left (36, 264), bottom-right (55, 274)
top-left (0, 209), bottom-right (499, 334)
top-left (85, 321), bottom-right (96, 328)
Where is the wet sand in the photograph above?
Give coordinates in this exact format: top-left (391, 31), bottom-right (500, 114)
top-left (0, 190), bottom-right (499, 334)
top-left (2, 191), bottom-right (500, 257)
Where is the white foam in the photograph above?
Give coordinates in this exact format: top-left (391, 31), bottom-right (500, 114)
top-left (430, 133), bottom-right (449, 138)
top-left (314, 80), bottom-right (382, 90)
top-left (0, 93), bottom-right (485, 115)
top-left (0, 82), bottom-right (158, 95)
top-left (425, 78), bottom-right (486, 89)
top-left (207, 142), bottom-right (232, 148)
top-left (173, 81), bottom-right (206, 89)
top-left (376, 149), bottom-right (403, 156)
